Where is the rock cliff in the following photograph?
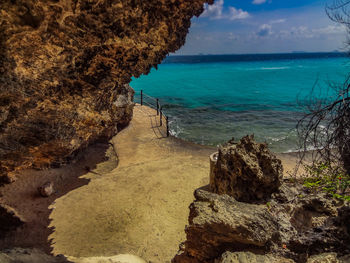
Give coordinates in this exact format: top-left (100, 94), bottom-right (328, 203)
top-left (0, 0), bottom-right (212, 182)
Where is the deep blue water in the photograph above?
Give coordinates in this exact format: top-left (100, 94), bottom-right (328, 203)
top-left (131, 53), bottom-right (350, 152)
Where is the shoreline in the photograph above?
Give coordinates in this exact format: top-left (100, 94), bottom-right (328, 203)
top-left (166, 129), bottom-right (307, 177)
top-left (0, 104), bottom-right (306, 262)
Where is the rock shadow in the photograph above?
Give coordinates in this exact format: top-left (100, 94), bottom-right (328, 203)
top-left (0, 142), bottom-right (117, 256)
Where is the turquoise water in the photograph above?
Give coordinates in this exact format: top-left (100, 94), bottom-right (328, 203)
top-left (131, 54), bottom-right (350, 152)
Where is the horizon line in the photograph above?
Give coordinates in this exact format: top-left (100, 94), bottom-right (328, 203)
top-left (169, 51), bottom-right (347, 57)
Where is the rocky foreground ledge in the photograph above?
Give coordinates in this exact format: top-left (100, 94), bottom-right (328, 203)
top-left (173, 136), bottom-right (350, 263)
top-left (0, 0), bottom-right (212, 183)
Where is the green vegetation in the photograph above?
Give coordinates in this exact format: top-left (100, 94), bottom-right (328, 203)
top-left (266, 202), bottom-right (271, 211)
top-left (303, 162), bottom-right (350, 202)
top-left (298, 1), bottom-right (350, 189)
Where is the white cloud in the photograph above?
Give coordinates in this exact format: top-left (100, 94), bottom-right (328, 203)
top-left (312, 25), bottom-right (346, 35)
top-left (270, 19), bottom-right (286, 24)
top-left (202, 0), bottom-right (250, 20)
top-left (229, 7), bottom-right (250, 20)
top-left (252, 0), bottom-right (267, 5)
top-left (201, 0), bottom-right (224, 19)
top-left (277, 24), bottom-right (346, 39)
top-left (257, 24), bottom-right (272, 37)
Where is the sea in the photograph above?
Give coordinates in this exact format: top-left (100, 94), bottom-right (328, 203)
top-left (130, 52), bottom-right (350, 153)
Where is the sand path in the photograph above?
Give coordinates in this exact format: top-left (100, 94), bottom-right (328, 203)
top-left (48, 105), bottom-right (215, 262)
top-left (42, 104), bottom-right (301, 263)
top-left (0, 104), bottom-right (302, 262)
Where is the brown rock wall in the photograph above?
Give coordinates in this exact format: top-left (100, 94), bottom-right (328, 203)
top-left (0, 0), bottom-right (212, 180)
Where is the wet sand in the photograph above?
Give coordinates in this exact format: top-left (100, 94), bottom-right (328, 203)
top-left (0, 104), bottom-right (302, 263)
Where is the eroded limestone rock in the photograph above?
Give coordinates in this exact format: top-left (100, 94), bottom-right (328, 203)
top-left (307, 253), bottom-right (350, 263)
top-left (216, 252), bottom-right (350, 263)
top-left (173, 189), bottom-right (280, 263)
top-left (0, 0), bottom-right (212, 180)
top-left (210, 135), bottom-right (283, 203)
top-left (174, 134), bottom-right (350, 263)
top-left (174, 183), bottom-right (350, 263)
top-left (216, 251), bottom-right (295, 263)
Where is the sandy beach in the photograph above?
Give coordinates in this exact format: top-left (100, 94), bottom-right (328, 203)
top-left (0, 104), bottom-right (303, 263)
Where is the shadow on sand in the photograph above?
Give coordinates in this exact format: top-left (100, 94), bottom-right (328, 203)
top-left (0, 142), bottom-right (117, 258)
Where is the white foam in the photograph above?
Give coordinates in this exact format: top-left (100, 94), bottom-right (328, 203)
top-left (268, 135), bottom-right (288, 142)
top-left (283, 145), bottom-right (324, 153)
top-left (168, 118), bottom-right (184, 137)
top-left (260, 67), bottom-right (290, 70)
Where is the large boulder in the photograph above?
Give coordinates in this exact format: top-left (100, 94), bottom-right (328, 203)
top-left (173, 137), bottom-right (350, 263)
top-left (173, 185), bottom-right (350, 263)
top-left (173, 189), bottom-right (280, 263)
top-left (174, 144), bottom-right (350, 263)
top-left (210, 135), bottom-right (283, 203)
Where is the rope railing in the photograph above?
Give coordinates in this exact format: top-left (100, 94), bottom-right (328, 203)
top-left (135, 90), bottom-right (170, 137)
top-left (134, 90), bottom-right (264, 139)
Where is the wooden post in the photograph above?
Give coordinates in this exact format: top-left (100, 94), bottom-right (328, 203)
top-left (156, 99), bottom-right (159, 115)
top-left (166, 116), bottom-right (169, 137)
top-left (140, 90), bottom-right (143, 106)
top-left (160, 108), bottom-right (163, 126)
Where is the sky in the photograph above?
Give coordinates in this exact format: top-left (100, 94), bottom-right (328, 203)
top-left (175, 0), bottom-right (348, 55)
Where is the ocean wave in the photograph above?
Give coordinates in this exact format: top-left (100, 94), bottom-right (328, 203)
top-left (237, 66), bottom-right (291, 71)
top-left (268, 136), bottom-right (288, 142)
top-left (283, 145), bottom-right (327, 153)
top-left (260, 67), bottom-right (290, 70)
top-left (168, 118), bottom-right (184, 137)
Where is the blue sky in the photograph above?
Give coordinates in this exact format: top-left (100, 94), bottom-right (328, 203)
top-left (175, 0), bottom-right (348, 55)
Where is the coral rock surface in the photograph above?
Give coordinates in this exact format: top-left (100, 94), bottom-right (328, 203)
top-left (210, 135), bottom-right (283, 203)
top-left (0, 0), bottom-right (212, 181)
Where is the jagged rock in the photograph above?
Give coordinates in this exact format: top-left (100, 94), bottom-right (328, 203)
top-left (173, 181), bottom-right (350, 263)
top-left (0, 248), bottom-right (69, 263)
top-left (210, 135), bottom-right (283, 203)
top-left (284, 194), bottom-right (350, 257)
top-left (337, 206), bottom-right (350, 238)
top-left (174, 140), bottom-right (350, 262)
top-left (307, 253), bottom-right (350, 263)
top-left (0, 0), bottom-right (212, 180)
top-left (215, 251), bottom-right (295, 263)
top-left (0, 203), bottom-right (25, 234)
top-left (289, 194), bottom-right (338, 233)
top-left (38, 181), bottom-right (54, 197)
top-left (172, 189), bottom-right (280, 263)
top-left (271, 181), bottom-right (302, 203)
